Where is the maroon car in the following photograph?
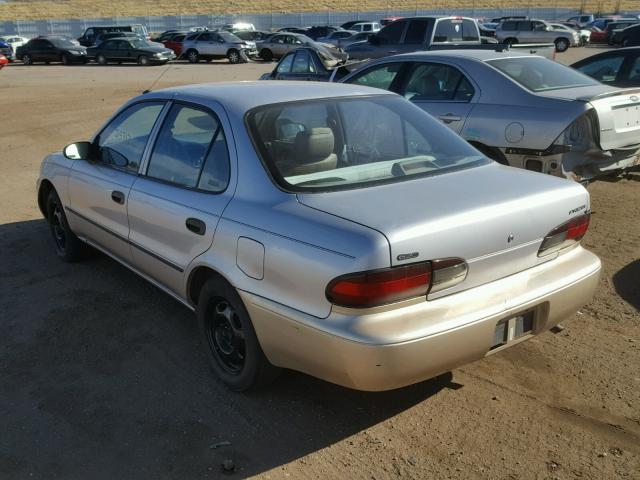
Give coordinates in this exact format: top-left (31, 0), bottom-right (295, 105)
top-left (0, 54), bottom-right (8, 70)
top-left (163, 33), bottom-right (185, 56)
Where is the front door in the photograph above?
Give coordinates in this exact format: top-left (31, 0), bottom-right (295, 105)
top-left (66, 101), bottom-right (166, 262)
top-left (127, 101), bottom-right (235, 295)
top-left (398, 62), bottom-right (477, 134)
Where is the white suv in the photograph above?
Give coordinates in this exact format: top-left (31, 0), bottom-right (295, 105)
top-left (350, 22), bottom-right (381, 33)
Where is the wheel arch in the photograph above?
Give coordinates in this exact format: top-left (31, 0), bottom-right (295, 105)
top-left (468, 141), bottom-right (509, 166)
top-left (187, 265), bottom-right (232, 307)
top-left (38, 179), bottom-right (55, 219)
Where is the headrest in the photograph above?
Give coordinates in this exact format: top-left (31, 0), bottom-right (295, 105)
top-left (294, 128), bottom-right (335, 163)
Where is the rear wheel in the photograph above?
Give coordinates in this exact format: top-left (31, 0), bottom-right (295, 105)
top-left (503, 38), bottom-right (518, 47)
top-left (45, 190), bottom-right (84, 262)
top-left (622, 38), bottom-right (629, 47)
top-left (61, 53), bottom-right (71, 65)
top-left (96, 54), bottom-right (107, 65)
top-left (260, 48), bottom-right (273, 61)
top-left (186, 49), bottom-right (199, 63)
top-left (197, 277), bottom-right (280, 391)
top-left (137, 55), bottom-right (150, 66)
top-left (555, 38), bottom-right (570, 52)
top-left (227, 48), bottom-right (241, 64)
top-left (22, 54), bottom-right (33, 65)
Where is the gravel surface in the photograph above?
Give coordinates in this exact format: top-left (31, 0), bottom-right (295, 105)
top-left (0, 46), bottom-right (638, 479)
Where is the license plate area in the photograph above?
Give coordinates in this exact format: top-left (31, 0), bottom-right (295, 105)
top-left (490, 310), bottom-right (535, 351)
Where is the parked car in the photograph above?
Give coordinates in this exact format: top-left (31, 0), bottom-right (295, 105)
top-left (222, 22), bottom-right (255, 32)
top-left (276, 27), bottom-right (309, 35)
top-left (259, 46), bottom-right (358, 81)
top-left (305, 26), bottom-right (342, 41)
top-left (349, 22), bottom-right (381, 33)
top-left (162, 33), bottom-right (187, 56)
top-left (611, 24), bottom-right (640, 47)
top-left (0, 53), bottom-right (8, 69)
top-left (479, 22), bottom-right (498, 37)
top-left (77, 25), bottom-right (149, 47)
top-left (566, 14), bottom-right (595, 27)
top-left (490, 15), bottom-right (528, 24)
top-left (95, 31), bottom-right (147, 46)
top-left (340, 20), bottom-right (372, 29)
top-left (0, 35), bottom-right (29, 52)
top-left (571, 47), bottom-right (640, 87)
top-left (87, 38), bottom-right (175, 65)
top-left (609, 21), bottom-right (640, 45)
top-left (316, 30), bottom-right (357, 47)
top-left (182, 30), bottom-right (256, 63)
top-left (16, 36), bottom-right (88, 65)
top-left (0, 40), bottom-right (13, 62)
top-left (590, 20), bottom-right (639, 44)
top-left (496, 19), bottom-right (579, 52)
top-left (338, 31), bottom-right (375, 48)
top-left (36, 82), bottom-right (601, 392)
top-left (345, 16), bottom-right (484, 60)
top-left (340, 50), bottom-right (640, 181)
top-left (233, 30), bottom-right (273, 42)
top-left (550, 23), bottom-right (589, 45)
top-left (257, 32), bottom-right (335, 61)
top-left (558, 22), bottom-right (592, 44)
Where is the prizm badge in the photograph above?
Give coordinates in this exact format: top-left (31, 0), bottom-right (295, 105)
top-left (569, 205), bottom-right (586, 215)
top-left (397, 252), bottom-right (419, 261)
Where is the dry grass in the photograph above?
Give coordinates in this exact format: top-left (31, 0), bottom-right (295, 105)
top-left (0, 0), bottom-right (635, 21)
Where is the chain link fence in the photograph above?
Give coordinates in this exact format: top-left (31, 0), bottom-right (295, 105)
top-left (0, 7), bottom-right (624, 37)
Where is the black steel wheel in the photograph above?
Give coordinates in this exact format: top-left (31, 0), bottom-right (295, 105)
top-left (45, 190), bottom-right (84, 262)
top-left (197, 277), bottom-right (280, 391)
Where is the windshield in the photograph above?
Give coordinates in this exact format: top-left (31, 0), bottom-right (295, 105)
top-left (50, 38), bottom-right (78, 48)
top-left (487, 57), bottom-right (599, 92)
top-left (130, 39), bottom-right (152, 48)
top-left (247, 96), bottom-right (486, 192)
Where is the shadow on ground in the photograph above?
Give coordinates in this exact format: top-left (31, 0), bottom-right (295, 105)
top-left (0, 219), bottom-right (452, 479)
top-left (613, 259), bottom-right (640, 311)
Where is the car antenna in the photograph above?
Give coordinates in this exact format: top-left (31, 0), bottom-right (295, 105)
top-left (142, 62), bottom-right (173, 94)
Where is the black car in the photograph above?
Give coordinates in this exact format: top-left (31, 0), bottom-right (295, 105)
top-left (572, 47), bottom-right (640, 87)
top-left (305, 26), bottom-right (341, 40)
top-left (95, 31), bottom-right (146, 45)
top-left (340, 20), bottom-right (372, 30)
top-left (16, 37), bottom-right (87, 65)
top-left (259, 46), bottom-right (356, 82)
top-left (87, 38), bottom-right (175, 65)
top-left (234, 30), bottom-right (272, 42)
top-left (77, 24), bottom-right (148, 46)
top-left (611, 24), bottom-right (640, 47)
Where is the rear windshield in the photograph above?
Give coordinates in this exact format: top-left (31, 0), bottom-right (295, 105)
top-left (246, 96), bottom-right (486, 192)
top-left (50, 38), bottom-right (78, 48)
top-left (487, 57), bottom-right (599, 92)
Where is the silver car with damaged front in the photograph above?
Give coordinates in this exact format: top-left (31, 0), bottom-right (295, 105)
top-left (339, 50), bottom-right (640, 181)
top-left (36, 82), bottom-right (600, 392)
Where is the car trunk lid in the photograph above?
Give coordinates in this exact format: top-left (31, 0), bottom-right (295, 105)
top-left (297, 163), bottom-right (589, 298)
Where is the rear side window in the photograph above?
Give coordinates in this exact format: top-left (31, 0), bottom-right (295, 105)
top-left (404, 19), bottom-right (429, 44)
top-left (347, 63), bottom-right (403, 90)
top-left (146, 104), bottom-right (230, 192)
top-left (378, 20), bottom-right (406, 43)
top-left (292, 50), bottom-right (316, 73)
top-left (576, 55), bottom-right (625, 83)
top-left (433, 19), bottom-right (478, 42)
top-left (402, 63), bottom-right (475, 101)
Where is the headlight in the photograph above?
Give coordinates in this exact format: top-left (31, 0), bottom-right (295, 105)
top-left (154, 52), bottom-right (163, 57)
top-left (70, 50), bottom-right (81, 55)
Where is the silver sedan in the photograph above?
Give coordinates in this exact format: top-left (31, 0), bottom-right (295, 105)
top-left (340, 50), bottom-right (640, 181)
top-left (37, 82), bottom-right (600, 391)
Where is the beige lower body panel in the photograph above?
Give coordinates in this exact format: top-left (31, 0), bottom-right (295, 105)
top-left (241, 247), bottom-right (601, 391)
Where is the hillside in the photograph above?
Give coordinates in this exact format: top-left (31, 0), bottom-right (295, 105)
top-left (0, 0), bottom-right (635, 21)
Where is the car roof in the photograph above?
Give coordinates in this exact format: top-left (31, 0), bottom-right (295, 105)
top-left (151, 81), bottom-right (395, 114)
top-left (390, 49), bottom-right (540, 62)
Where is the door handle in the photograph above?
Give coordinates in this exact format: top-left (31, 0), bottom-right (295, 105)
top-left (111, 190), bottom-right (125, 204)
top-left (438, 114), bottom-right (462, 124)
top-left (186, 217), bottom-right (206, 236)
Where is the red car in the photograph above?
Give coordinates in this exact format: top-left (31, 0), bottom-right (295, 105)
top-left (0, 54), bottom-right (8, 69)
top-left (162, 33), bottom-right (186, 56)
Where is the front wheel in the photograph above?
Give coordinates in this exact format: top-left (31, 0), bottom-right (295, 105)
top-left (227, 49), bottom-right (241, 64)
top-left (137, 55), bottom-right (150, 66)
top-left (260, 48), bottom-right (273, 61)
top-left (22, 54), bottom-right (33, 65)
top-left (197, 277), bottom-right (280, 391)
top-left (61, 53), bottom-right (71, 65)
top-left (186, 49), bottom-right (199, 63)
top-left (503, 38), bottom-right (518, 47)
top-left (46, 190), bottom-right (85, 262)
top-left (96, 54), bottom-right (107, 65)
top-left (555, 38), bottom-right (570, 52)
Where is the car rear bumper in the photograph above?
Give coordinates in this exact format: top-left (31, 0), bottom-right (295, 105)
top-left (242, 246), bottom-right (601, 391)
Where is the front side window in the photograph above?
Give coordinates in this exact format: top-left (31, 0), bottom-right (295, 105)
top-left (404, 19), bottom-right (429, 44)
top-left (576, 55), bottom-right (625, 83)
top-left (98, 102), bottom-right (164, 172)
top-left (402, 63), bottom-right (475, 101)
top-left (146, 104), bottom-right (230, 192)
top-left (277, 53), bottom-right (295, 73)
top-left (488, 57), bottom-right (599, 92)
top-left (347, 63), bottom-right (403, 90)
top-left (378, 20), bottom-right (406, 43)
top-left (247, 96), bottom-right (485, 192)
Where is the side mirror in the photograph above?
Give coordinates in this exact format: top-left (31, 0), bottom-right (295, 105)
top-left (63, 141), bottom-right (92, 160)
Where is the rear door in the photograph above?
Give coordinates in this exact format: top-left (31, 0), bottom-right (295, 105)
top-left (194, 32), bottom-right (214, 56)
top-left (116, 40), bottom-right (134, 62)
top-left (127, 101), bottom-right (235, 295)
top-left (398, 61), bottom-right (477, 134)
top-left (100, 40), bottom-right (119, 60)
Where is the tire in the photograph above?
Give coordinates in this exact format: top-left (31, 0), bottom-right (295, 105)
top-left (503, 38), bottom-right (518, 47)
top-left (197, 277), bottom-right (280, 391)
top-left (137, 55), bottom-right (150, 66)
top-left (22, 54), bottom-right (33, 65)
top-left (555, 38), bottom-right (570, 52)
top-left (45, 190), bottom-right (84, 262)
top-left (61, 53), bottom-right (71, 65)
top-left (471, 143), bottom-right (509, 166)
top-left (260, 48), bottom-right (273, 61)
top-left (227, 49), bottom-right (241, 64)
top-left (186, 49), bottom-right (199, 63)
top-left (96, 54), bottom-right (107, 65)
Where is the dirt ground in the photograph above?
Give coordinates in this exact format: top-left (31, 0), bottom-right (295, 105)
top-left (0, 46), bottom-right (638, 479)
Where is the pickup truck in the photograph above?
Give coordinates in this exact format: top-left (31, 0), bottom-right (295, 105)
top-left (344, 16), bottom-right (555, 60)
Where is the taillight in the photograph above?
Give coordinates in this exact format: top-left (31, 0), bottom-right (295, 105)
top-left (326, 258), bottom-right (467, 308)
top-left (538, 212), bottom-right (590, 257)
